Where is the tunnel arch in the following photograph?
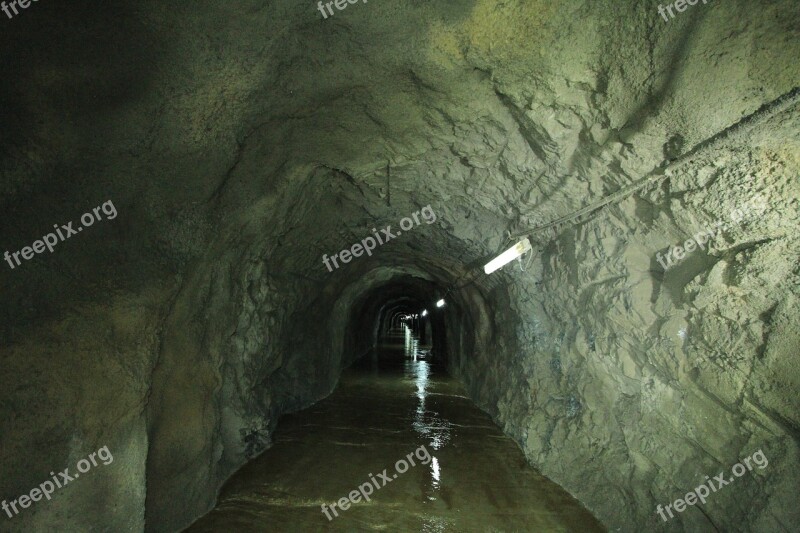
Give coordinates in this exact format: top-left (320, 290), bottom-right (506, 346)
top-left (1, 2), bottom-right (796, 531)
top-left (331, 263), bottom-right (497, 372)
top-left (338, 274), bottom-right (448, 364)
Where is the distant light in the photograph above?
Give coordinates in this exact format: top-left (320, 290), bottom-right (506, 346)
top-left (421, 309), bottom-right (428, 317)
top-left (436, 299), bottom-right (445, 308)
top-left (484, 237), bottom-right (532, 274)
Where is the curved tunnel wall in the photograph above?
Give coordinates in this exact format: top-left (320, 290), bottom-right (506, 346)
top-left (0, 1), bottom-right (798, 532)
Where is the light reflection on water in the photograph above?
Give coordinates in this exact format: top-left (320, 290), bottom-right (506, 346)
top-left (187, 325), bottom-right (607, 532)
top-left (430, 456), bottom-right (441, 489)
top-left (420, 516), bottom-right (450, 532)
top-left (402, 327), bottom-right (449, 496)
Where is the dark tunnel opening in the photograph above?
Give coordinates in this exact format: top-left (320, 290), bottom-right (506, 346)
top-left (341, 276), bottom-right (450, 366)
top-left (334, 264), bottom-right (499, 380)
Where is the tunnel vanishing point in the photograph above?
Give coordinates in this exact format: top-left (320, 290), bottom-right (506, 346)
top-left (0, 1), bottom-right (798, 532)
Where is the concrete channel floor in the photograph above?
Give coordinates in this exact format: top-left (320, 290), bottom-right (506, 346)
top-left (186, 338), bottom-right (606, 532)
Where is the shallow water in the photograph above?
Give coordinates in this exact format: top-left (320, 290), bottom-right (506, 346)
top-left (186, 335), bottom-right (605, 532)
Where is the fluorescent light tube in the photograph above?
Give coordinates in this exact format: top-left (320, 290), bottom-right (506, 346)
top-left (484, 237), bottom-right (532, 274)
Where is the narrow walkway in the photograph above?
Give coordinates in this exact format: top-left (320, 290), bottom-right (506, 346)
top-left (187, 335), bottom-right (605, 532)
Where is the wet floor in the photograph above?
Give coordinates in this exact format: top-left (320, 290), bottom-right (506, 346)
top-left (186, 331), bottom-right (605, 532)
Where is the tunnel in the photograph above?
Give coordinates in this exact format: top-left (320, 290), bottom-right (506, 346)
top-left (0, 1), bottom-right (798, 531)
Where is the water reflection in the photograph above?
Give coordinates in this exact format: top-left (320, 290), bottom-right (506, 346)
top-left (404, 325), bottom-right (419, 360)
top-left (187, 325), bottom-right (607, 532)
top-left (420, 516), bottom-right (450, 532)
top-left (402, 327), bottom-right (450, 498)
top-left (430, 456), bottom-right (441, 489)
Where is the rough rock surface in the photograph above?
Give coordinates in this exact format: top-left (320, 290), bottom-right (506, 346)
top-left (0, 1), bottom-right (797, 531)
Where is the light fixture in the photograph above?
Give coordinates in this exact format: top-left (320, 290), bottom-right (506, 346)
top-left (484, 237), bottom-right (532, 274)
top-left (421, 309), bottom-right (428, 317)
top-left (436, 299), bottom-right (445, 308)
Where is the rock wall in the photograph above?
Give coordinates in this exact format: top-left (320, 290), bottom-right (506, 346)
top-left (454, 98), bottom-right (800, 531)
